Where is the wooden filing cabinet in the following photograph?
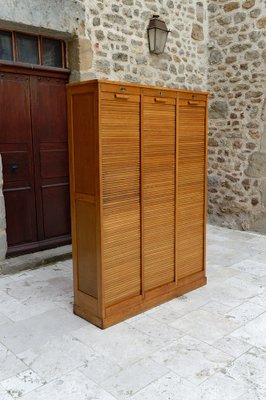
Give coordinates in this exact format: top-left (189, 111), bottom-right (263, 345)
top-left (67, 80), bottom-right (208, 328)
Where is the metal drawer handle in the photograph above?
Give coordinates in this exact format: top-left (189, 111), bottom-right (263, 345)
top-left (115, 94), bottom-right (129, 100)
top-left (188, 100), bottom-right (199, 105)
top-left (155, 97), bottom-right (167, 103)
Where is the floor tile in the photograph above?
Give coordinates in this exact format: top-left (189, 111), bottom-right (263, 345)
top-left (91, 323), bottom-right (166, 368)
top-left (230, 259), bottom-right (266, 277)
top-left (131, 372), bottom-right (198, 400)
top-left (151, 335), bottom-right (233, 385)
top-left (1, 369), bottom-right (45, 398)
top-left (225, 302), bottom-right (265, 325)
top-left (128, 315), bottom-right (184, 342)
top-left (102, 358), bottom-right (169, 399)
top-left (170, 309), bottom-right (240, 344)
top-left (0, 277), bottom-right (13, 290)
top-left (0, 308), bottom-right (86, 354)
top-left (227, 347), bottom-right (266, 391)
top-left (0, 343), bottom-right (26, 381)
top-left (163, 293), bottom-right (210, 316)
top-left (5, 276), bottom-right (72, 303)
top-left (0, 386), bottom-right (13, 400)
top-left (212, 336), bottom-right (252, 358)
top-left (146, 305), bottom-right (183, 325)
top-left (231, 312), bottom-right (266, 350)
top-left (200, 301), bottom-right (233, 316)
top-left (198, 372), bottom-right (248, 400)
top-left (17, 335), bottom-right (91, 381)
top-left (236, 387), bottom-right (266, 400)
top-left (20, 369), bottom-right (117, 400)
top-left (0, 293), bottom-right (56, 322)
top-left (249, 290), bottom-right (266, 309)
top-left (0, 312), bottom-right (11, 326)
top-left (79, 352), bottom-right (122, 384)
top-left (208, 281), bottom-right (259, 308)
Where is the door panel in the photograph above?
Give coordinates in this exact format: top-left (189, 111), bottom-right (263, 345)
top-left (0, 69), bottom-right (70, 255)
top-left (4, 190), bottom-right (37, 245)
top-left (30, 76), bottom-right (70, 241)
top-left (142, 96), bottom-right (176, 291)
top-left (42, 184), bottom-right (70, 238)
top-left (0, 74), bottom-right (37, 246)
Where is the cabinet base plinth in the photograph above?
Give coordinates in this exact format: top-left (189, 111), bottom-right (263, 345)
top-left (73, 276), bottom-right (207, 329)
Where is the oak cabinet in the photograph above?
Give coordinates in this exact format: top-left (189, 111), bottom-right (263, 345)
top-left (67, 80), bottom-right (208, 328)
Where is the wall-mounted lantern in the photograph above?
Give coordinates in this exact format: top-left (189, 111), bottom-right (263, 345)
top-left (147, 15), bottom-right (170, 55)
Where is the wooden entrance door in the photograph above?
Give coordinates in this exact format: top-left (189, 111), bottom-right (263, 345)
top-left (0, 65), bottom-right (71, 256)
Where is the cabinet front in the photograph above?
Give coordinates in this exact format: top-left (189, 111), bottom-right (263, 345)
top-left (100, 90), bottom-right (141, 306)
top-left (142, 94), bottom-right (177, 291)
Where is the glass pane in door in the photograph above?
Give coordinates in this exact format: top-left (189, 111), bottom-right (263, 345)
top-left (16, 33), bottom-right (39, 64)
top-left (0, 31), bottom-right (13, 61)
top-left (42, 38), bottom-right (62, 67)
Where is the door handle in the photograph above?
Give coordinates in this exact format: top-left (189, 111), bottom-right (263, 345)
top-left (188, 100), bottom-right (199, 105)
top-left (10, 162), bottom-right (18, 172)
top-left (115, 94), bottom-right (129, 100)
top-left (155, 98), bottom-right (167, 103)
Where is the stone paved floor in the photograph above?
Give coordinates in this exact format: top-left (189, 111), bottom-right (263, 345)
top-left (0, 225), bottom-right (266, 399)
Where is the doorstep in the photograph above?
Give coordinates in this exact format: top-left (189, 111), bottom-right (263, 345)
top-left (0, 245), bottom-right (72, 275)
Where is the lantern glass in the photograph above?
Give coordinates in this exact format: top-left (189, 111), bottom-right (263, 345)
top-left (155, 29), bottom-right (168, 54)
top-left (148, 28), bottom-right (155, 53)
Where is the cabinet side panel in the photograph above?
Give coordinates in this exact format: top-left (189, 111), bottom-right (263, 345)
top-left (142, 97), bottom-right (176, 291)
top-left (70, 90), bottom-right (98, 299)
top-left (177, 102), bottom-right (207, 279)
top-left (76, 200), bottom-right (98, 297)
top-left (100, 94), bottom-right (141, 306)
top-left (72, 93), bottom-right (96, 196)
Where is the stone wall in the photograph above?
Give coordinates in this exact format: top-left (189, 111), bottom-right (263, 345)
top-left (72, 0), bottom-right (208, 89)
top-left (207, 0), bottom-right (266, 233)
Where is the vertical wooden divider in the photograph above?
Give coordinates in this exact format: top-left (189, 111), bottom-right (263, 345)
top-left (175, 94), bottom-right (179, 284)
top-left (97, 83), bottom-right (105, 319)
top-left (140, 93), bottom-right (145, 299)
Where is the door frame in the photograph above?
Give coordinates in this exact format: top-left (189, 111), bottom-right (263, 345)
top-left (0, 61), bottom-right (71, 257)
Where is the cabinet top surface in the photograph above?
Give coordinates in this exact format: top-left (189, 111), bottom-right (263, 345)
top-left (67, 79), bottom-right (208, 96)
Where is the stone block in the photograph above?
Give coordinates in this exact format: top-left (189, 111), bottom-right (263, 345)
top-left (0, 231), bottom-right (7, 261)
top-left (242, 0), bottom-right (255, 8)
top-left (246, 152), bottom-right (266, 178)
top-left (224, 2), bottom-right (240, 12)
top-left (0, 194), bottom-right (6, 230)
top-left (209, 101), bottom-right (229, 119)
top-left (196, 2), bottom-right (204, 23)
top-left (261, 180), bottom-right (266, 207)
top-left (209, 50), bottom-right (223, 65)
top-left (68, 37), bottom-right (93, 73)
top-left (191, 23), bottom-right (204, 41)
top-left (257, 17), bottom-right (266, 29)
top-left (253, 212), bottom-right (266, 234)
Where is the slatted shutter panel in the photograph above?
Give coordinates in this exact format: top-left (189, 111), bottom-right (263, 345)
top-left (101, 93), bottom-right (141, 306)
top-left (177, 101), bottom-right (206, 279)
top-left (142, 96), bottom-right (176, 291)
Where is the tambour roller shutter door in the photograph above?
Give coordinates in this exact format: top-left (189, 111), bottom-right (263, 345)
top-left (142, 95), bottom-right (176, 291)
top-left (100, 92), bottom-right (141, 306)
top-left (177, 101), bottom-right (206, 279)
